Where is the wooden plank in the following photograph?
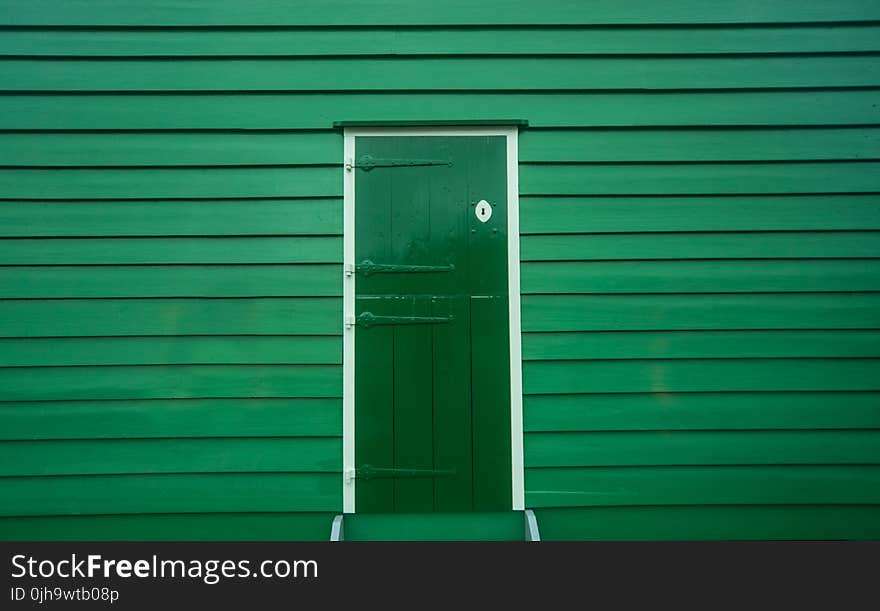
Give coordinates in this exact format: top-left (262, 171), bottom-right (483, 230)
top-left (520, 162), bottom-right (880, 196)
top-left (0, 199), bottom-right (342, 237)
top-left (535, 505), bottom-right (880, 541)
top-left (393, 324), bottom-right (435, 512)
top-left (525, 430), bottom-right (880, 467)
top-left (523, 358), bottom-right (880, 394)
top-left (522, 293), bottom-right (880, 332)
top-left (520, 195), bottom-right (880, 234)
top-left (525, 465), bottom-right (880, 507)
top-left (520, 232), bottom-right (880, 261)
top-left (386, 145), bottom-right (439, 512)
top-left (0, 167), bottom-right (340, 199)
top-left (0, 336), bottom-right (341, 367)
top-left (522, 330), bottom-right (880, 360)
top-left (0, 237), bottom-right (342, 264)
top-left (8, 128), bottom-right (880, 166)
top-left (4, 0), bottom-right (877, 26)
top-left (0, 512), bottom-right (336, 541)
top-left (354, 324), bottom-right (396, 512)
top-left (2, 90), bottom-right (878, 129)
top-left (5, 56), bottom-right (879, 91)
top-left (0, 473), bottom-right (340, 516)
top-left (0, 438), bottom-right (342, 476)
top-left (520, 127), bottom-right (880, 162)
top-left (2, 512), bottom-right (336, 540)
top-left (352, 157), bottom-right (396, 512)
top-left (0, 297), bottom-right (342, 337)
top-left (523, 391), bottom-right (880, 432)
top-left (0, 364), bottom-right (342, 401)
top-left (464, 135), bottom-right (512, 512)
top-left (520, 259), bottom-right (880, 294)
top-left (4, 26), bottom-right (880, 56)
top-left (0, 264), bottom-right (340, 298)
top-left (470, 296), bottom-right (513, 511)
top-left (0, 132), bottom-right (340, 166)
top-left (0, 398), bottom-right (342, 441)
top-left (432, 297), bottom-right (475, 511)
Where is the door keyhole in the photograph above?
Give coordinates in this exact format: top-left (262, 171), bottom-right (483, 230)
top-left (475, 199), bottom-right (492, 223)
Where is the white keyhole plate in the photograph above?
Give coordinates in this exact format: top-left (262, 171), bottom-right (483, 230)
top-left (475, 199), bottom-right (492, 223)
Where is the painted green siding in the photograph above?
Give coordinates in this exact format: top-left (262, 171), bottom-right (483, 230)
top-left (1, 1), bottom-right (879, 540)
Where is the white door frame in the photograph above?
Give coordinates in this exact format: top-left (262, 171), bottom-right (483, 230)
top-left (342, 126), bottom-right (524, 513)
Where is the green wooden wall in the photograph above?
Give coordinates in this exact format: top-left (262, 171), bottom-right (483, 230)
top-left (1, 0), bottom-right (879, 540)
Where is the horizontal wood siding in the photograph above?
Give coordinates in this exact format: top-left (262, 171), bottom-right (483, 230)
top-left (4, 91), bottom-right (879, 128)
top-left (3, 1), bottom-right (878, 25)
top-left (2, 1), bottom-right (879, 540)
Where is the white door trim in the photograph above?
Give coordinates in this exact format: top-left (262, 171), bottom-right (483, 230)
top-left (342, 126), bottom-right (524, 513)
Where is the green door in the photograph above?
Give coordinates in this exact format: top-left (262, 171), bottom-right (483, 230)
top-left (354, 135), bottom-right (511, 513)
